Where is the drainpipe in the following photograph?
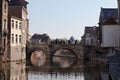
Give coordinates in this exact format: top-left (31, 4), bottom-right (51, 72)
top-left (117, 0), bottom-right (120, 26)
top-left (117, 0), bottom-right (120, 51)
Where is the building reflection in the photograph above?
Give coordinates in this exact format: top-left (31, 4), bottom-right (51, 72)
top-left (83, 61), bottom-right (111, 80)
top-left (1, 62), bottom-right (26, 80)
top-left (0, 70), bottom-right (5, 80)
top-left (0, 59), bottom-right (115, 80)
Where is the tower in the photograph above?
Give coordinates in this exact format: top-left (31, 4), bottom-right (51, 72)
top-left (0, 0), bottom-right (9, 59)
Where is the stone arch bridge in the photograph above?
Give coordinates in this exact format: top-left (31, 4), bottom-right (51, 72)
top-left (26, 43), bottom-right (84, 65)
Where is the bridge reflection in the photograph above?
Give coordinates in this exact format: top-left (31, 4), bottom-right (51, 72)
top-left (31, 50), bottom-right (47, 66)
top-left (0, 60), bottom-right (116, 80)
top-left (27, 60), bottom-right (112, 80)
top-left (51, 48), bottom-right (77, 69)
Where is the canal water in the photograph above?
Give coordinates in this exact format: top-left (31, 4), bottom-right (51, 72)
top-left (0, 58), bottom-right (115, 80)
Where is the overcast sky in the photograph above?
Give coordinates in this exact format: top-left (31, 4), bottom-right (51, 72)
top-left (27, 0), bottom-right (117, 39)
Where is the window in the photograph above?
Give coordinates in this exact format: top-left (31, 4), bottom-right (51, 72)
top-left (4, 39), bottom-right (6, 48)
top-left (19, 35), bottom-right (21, 43)
top-left (16, 34), bottom-right (18, 44)
top-left (4, 2), bottom-right (7, 13)
top-left (12, 20), bottom-right (14, 29)
top-left (4, 19), bottom-right (6, 29)
top-left (12, 34), bottom-right (14, 44)
top-left (19, 22), bottom-right (21, 29)
top-left (16, 21), bottom-right (18, 29)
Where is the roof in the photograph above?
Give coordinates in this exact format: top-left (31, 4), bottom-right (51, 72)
top-left (9, 0), bottom-right (28, 9)
top-left (8, 6), bottom-right (22, 18)
top-left (8, 6), bottom-right (27, 19)
top-left (84, 26), bottom-right (99, 35)
top-left (99, 8), bottom-right (118, 24)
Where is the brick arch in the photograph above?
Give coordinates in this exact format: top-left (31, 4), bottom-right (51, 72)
top-left (51, 44), bottom-right (83, 60)
top-left (26, 47), bottom-right (49, 66)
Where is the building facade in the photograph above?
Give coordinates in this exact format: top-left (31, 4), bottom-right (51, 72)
top-left (8, 16), bottom-right (24, 61)
top-left (99, 8), bottom-right (119, 48)
top-left (0, 0), bottom-right (9, 61)
top-left (81, 26), bottom-right (99, 47)
top-left (7, 0), bottom-right (28, 61)
top-left (99, 8), bottom-right (118, 45)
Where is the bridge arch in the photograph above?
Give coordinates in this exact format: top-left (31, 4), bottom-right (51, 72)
top-left (50, 44), bottom-right (83, 67)
top-left (26, 45), bottom-right (50, 66)
top-left (51, 44), bottom-right (83, 59)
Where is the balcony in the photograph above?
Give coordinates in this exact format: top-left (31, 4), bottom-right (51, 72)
top-left (3, 29), bottom-right (8, 36)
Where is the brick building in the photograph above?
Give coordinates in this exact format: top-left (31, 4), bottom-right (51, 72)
top-left (0, 0), bottom-right (9, 61)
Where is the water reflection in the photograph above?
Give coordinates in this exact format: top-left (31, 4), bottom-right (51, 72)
top-left (28, 72), bottom-right (84, 80)
top-left (0, 70), bottom-right (4, 80)
top-left (52, 56), bottom-right (76, 69)
top-left (31, 50), bottom-right (46, 66)
top-left (0, 62), bottom-right (26, 80)
top-left (52, 48), bottom-right (77, 69)
top-left (0, 58), bottom-right (117, 80)
top-left (27, 60), bottom-right (111, 80)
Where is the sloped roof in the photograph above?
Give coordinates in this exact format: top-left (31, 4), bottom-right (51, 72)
top-left (9, 6), bottom-right (22, 18)
top-left (99, 8), bottom-right (118, 24)
top-left (84, 26), bottom-right (99, 35)
top-left (9, 0), bottom-right (28, 9)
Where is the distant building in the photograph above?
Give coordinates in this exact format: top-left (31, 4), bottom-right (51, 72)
top-left (81, 26), bottom-right (99, 47)
top-left (30, 34), bottom-right (51, 44)
top-left (69, 36), bottom-right (75, 44)
top-left (51, 38), bottom-right (68, 45)
top-left (99, 8), bottom-right (119, 48)
top-left (0, 0), bottom-right (9, 61)
top-left (7, 0), bottom-right (29, 61)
